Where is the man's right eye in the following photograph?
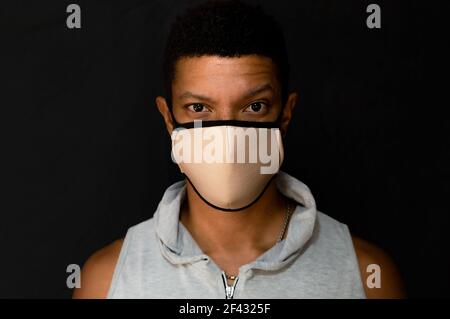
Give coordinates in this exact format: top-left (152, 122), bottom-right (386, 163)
top-left (187, 103), bottom-right (209, 113)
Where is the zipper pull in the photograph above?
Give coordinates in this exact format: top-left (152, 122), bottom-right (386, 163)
top-left (225, 285), bottom-right (234, 299)
top-left (221, 271), bottom-right (239, 299)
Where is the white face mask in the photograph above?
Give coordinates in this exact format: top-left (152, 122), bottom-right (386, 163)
top-left (171, 120), bottom-right (284, 211)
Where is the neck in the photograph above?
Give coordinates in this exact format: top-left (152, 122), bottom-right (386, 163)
top-left (179, 179), bottom-right (289, 257)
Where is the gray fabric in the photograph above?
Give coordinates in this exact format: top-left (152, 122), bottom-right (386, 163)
top-left (107, 171), bottom-right (366, 299)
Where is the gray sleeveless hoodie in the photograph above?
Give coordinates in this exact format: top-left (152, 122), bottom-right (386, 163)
top-left (107, 171), bottom-right (366, 299)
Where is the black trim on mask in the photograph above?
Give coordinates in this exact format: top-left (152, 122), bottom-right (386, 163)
top-left (174, 120), bottom-right (280, 130)
top-left (183, 173), bottom-right (277, 212)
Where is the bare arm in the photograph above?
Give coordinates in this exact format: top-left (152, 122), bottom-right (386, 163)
top-left (352, 235), bottom-right (406, 298)
top-left (72, 239), bottom-right (124, 299)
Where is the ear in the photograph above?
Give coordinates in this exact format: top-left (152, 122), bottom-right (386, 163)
top-left (279, 92), bottom-right (298, 136)
top-left (156, 96), bottom-right (175, 135)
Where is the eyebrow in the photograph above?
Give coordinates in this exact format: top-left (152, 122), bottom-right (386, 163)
top-left (241, 83), bottom-right (274, 100)
top-left (177, 83), bottom-right (275, 103)
top-left (177, 91), bottom-right (215, 103)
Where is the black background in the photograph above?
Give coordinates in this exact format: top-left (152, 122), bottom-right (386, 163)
top-left (1, 0), bottom-right (449, 298)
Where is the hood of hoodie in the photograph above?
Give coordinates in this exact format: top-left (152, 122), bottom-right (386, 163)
top-left (154, 171), bottom-right (317, 273)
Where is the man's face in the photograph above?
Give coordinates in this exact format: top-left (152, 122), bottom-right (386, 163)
top-left (171, 55), bottom-right (283, 123)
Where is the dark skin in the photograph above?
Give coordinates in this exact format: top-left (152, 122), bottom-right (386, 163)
top-left (73, 55), bottom-right (406, 299)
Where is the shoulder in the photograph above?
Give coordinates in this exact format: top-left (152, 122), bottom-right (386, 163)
top-left (72, 239), bottom-right (124, 299)
top-left (351, 235), bottom-right (407, 298)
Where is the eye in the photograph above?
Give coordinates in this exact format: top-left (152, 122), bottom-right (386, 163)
top-left (244, 101), bottom-right (266, 113)
top-left (187, 103), bottom-right (209, 113)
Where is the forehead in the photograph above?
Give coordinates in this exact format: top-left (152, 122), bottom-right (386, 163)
top-left (172, 55), bottom-right (280, 97)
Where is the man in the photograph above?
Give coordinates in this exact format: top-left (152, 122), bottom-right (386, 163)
top-left (73, 0), bottom-right (405, 299)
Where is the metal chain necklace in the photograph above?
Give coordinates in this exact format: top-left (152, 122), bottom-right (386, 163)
top-left (277, 200), bottom-right (292, 243)
top-left (224, 200), bottom-right (293, 281)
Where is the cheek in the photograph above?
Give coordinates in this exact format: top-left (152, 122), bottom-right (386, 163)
top-left (267, 102), bottom-right (283, 121)
top-left (171, 104), bottom-right (187, 123)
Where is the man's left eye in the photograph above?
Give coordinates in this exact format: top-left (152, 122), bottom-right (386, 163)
top-left (244, 102), bottom-right (266, 113)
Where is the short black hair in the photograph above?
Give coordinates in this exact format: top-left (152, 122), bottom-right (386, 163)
top-left (163, 0), bottom-right (290, 106)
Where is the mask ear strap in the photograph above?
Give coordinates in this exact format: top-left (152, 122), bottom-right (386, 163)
top-left (276, 103), bottom-right (287, 136)
top-left (169, 103), bottom-right (181, 128)
top-left (184, 173), bottom-right (277, 212)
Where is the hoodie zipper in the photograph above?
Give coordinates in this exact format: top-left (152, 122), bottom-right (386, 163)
top-left (221, 271), bottom-right (239, 299)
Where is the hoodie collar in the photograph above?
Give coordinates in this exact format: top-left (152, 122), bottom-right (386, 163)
top-left (154, 171), bottom-right (317, 271)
